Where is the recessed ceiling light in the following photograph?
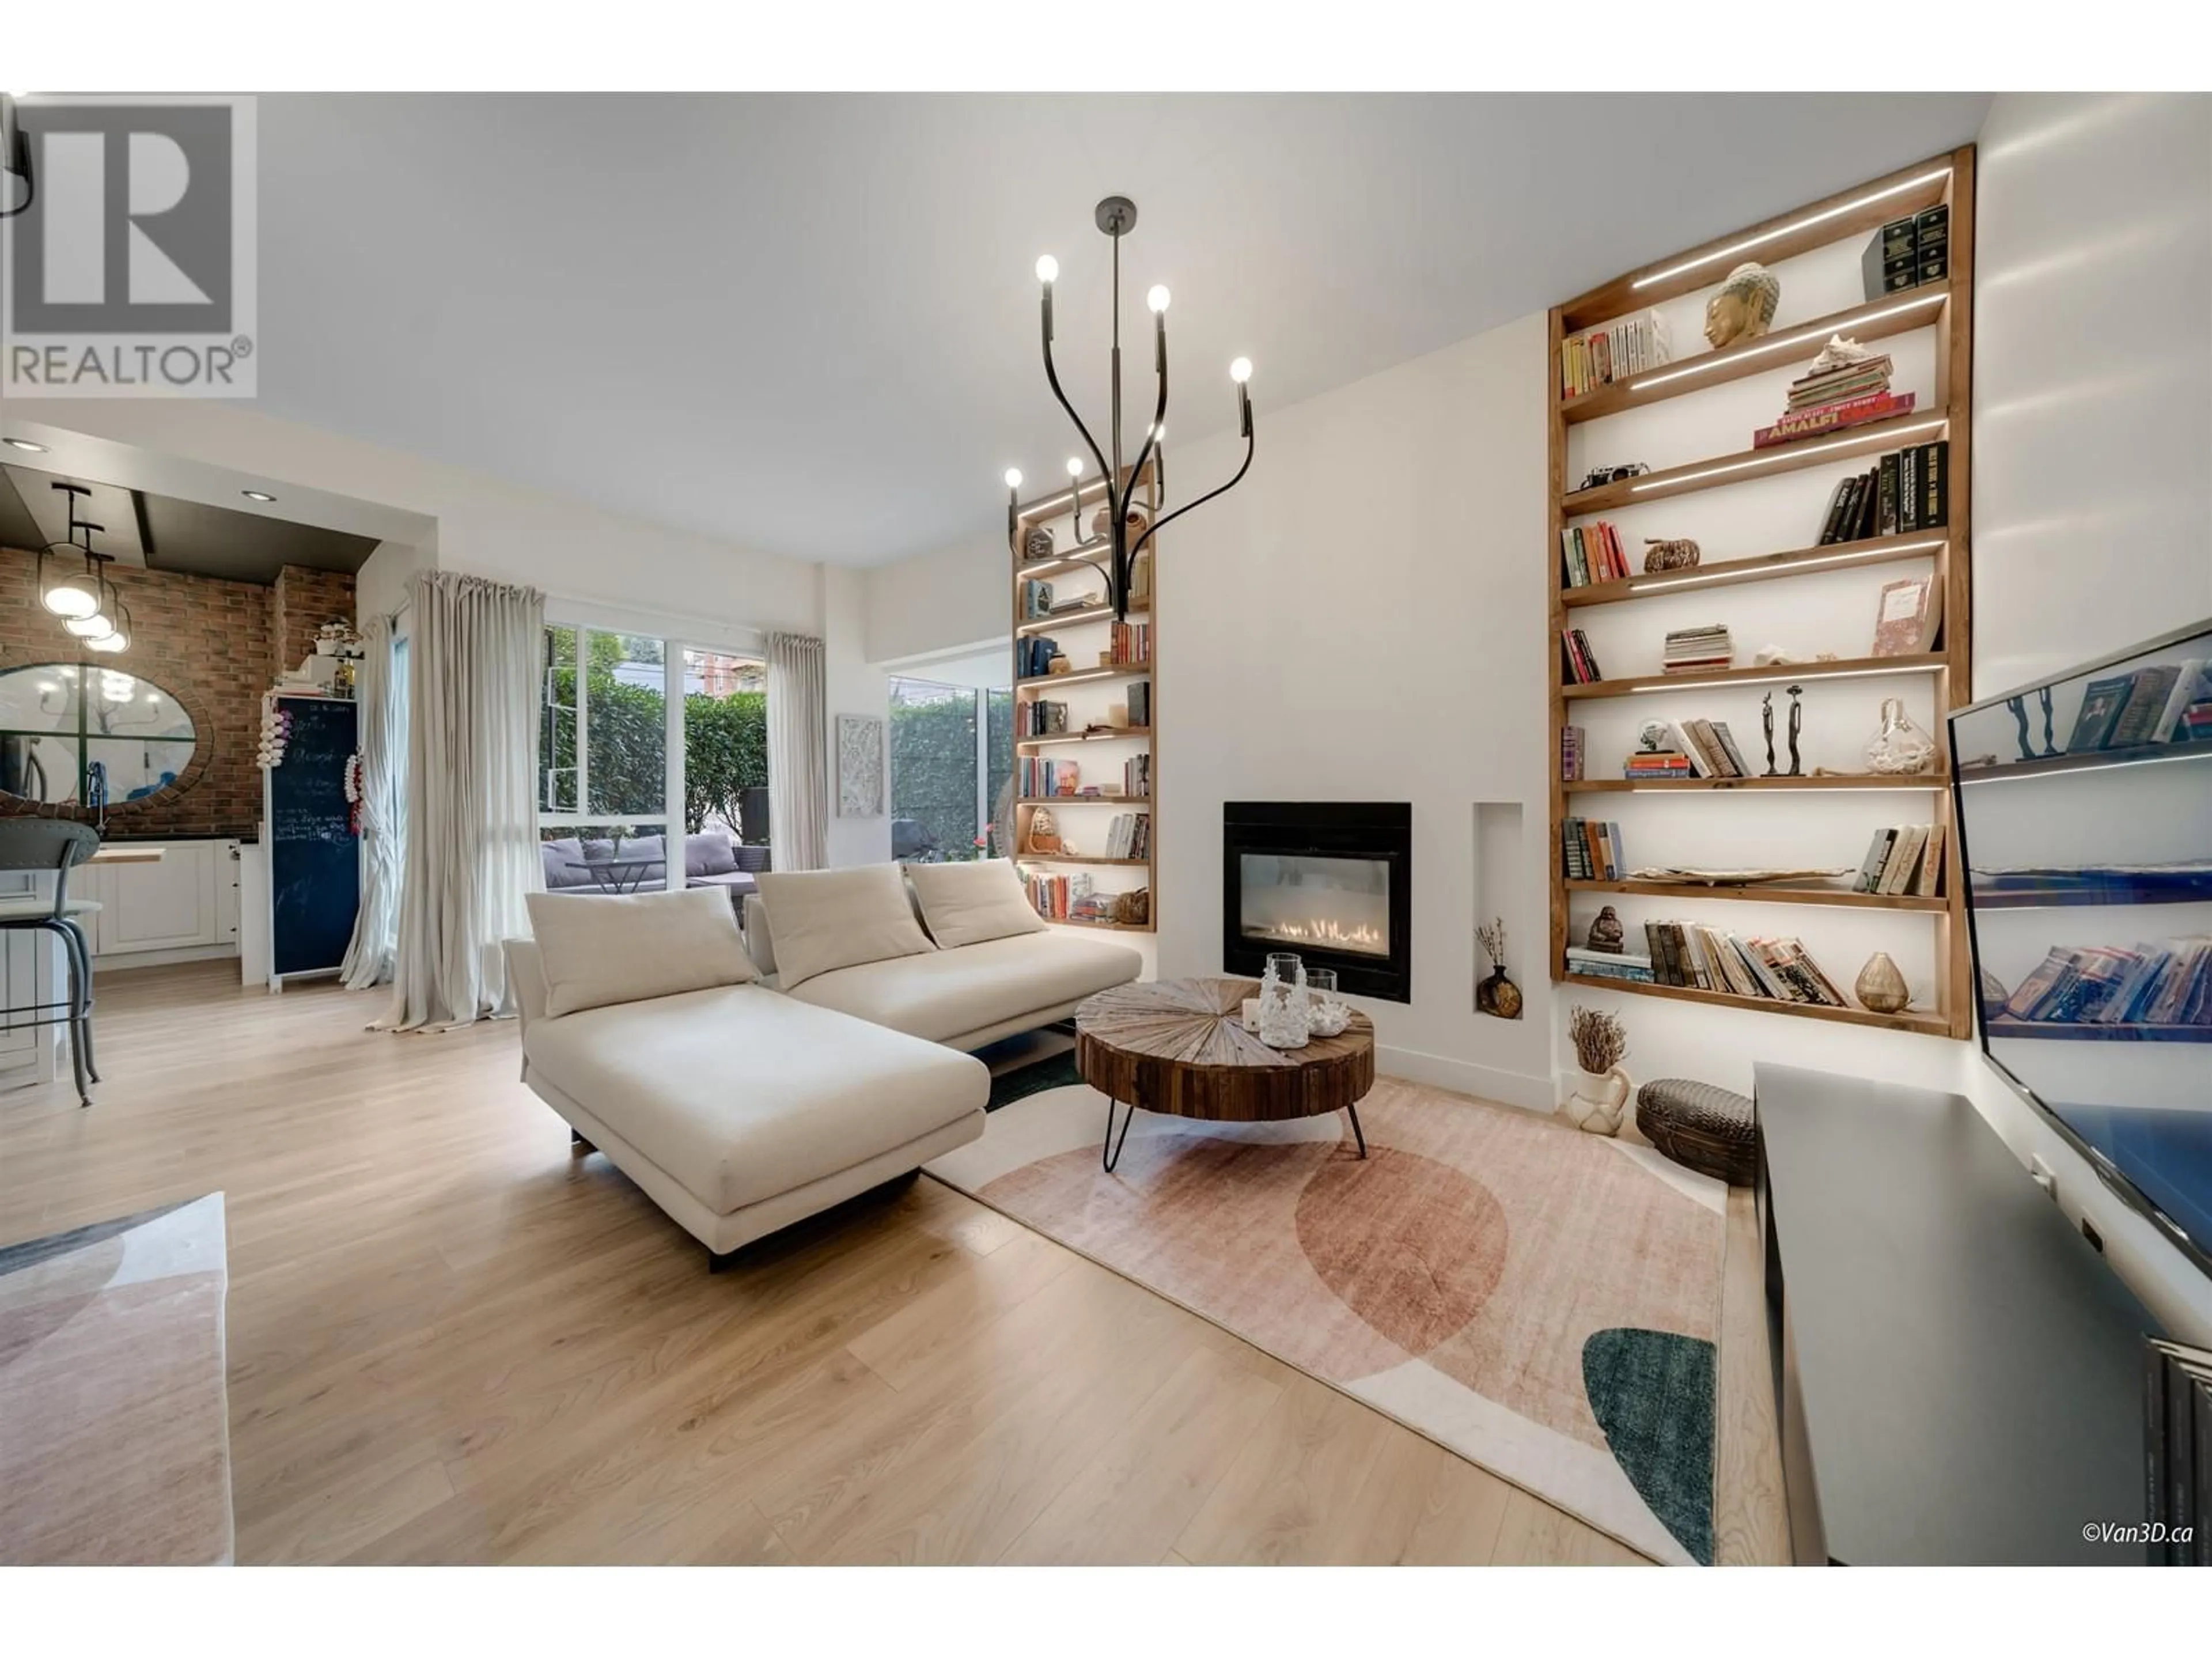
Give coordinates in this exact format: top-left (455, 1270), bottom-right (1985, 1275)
top-left (241, 489), bottom-right (276, 503)
top-left (3, 437), bottom-right (48, 453)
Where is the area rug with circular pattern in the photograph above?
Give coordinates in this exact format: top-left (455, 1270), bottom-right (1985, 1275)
top-left (930, 1070), bottom-right (1726, 1564)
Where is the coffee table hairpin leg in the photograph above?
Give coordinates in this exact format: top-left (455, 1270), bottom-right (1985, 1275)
top-left (1102, 1097), bottom-right (1137, 1173)
top-left (1345, 1102), bottom-right (1368, 1159)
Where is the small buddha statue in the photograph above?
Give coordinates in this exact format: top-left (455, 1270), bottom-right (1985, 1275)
top-left (1585, 905), bottom-right (1626, 956)
top-left (1703, 262), bottom-right (1781, 349)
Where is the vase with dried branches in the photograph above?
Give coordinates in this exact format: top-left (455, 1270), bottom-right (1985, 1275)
top-left (1566, 1005), bottom-right (1632, 1135)
top-left (1475, 916), bottom-right (1522, 1020)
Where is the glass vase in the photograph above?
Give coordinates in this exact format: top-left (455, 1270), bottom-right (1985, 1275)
top-left (1864, 696), bottom-right (1938, 776)
top-left (1307, 968), bottom-right (1350, 1037)
top-left (1259, 952), bottom-right (1309, 1049)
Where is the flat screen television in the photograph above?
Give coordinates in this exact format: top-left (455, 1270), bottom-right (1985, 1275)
top-left (1949, 620), bottom-right (2212, 1279)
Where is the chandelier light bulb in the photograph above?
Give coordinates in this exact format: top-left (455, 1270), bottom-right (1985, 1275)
top-left (87, 624), bottom-right (130, 654)
top-left (1003, 468), bottom-right (1022, 490)
top-left (1035, 255), bottom-right (1059, 284)
top-left (1146, 285), bottom-right (1171, 314)
top-left (1066, 457), bottom-right (1084, 479)
top-left (1230, 357), bottom-right (1253, 384)
top-left (66, 609), bottom-right (115, 638)
top-left (41, 574), bottom-right (101, 618)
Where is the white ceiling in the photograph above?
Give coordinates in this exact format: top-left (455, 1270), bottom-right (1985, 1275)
top-left (250, 93), bottom-right (1991, 568)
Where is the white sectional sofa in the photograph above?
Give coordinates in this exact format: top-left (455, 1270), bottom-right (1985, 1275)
top-left (505, 861), bottom-right (1139, 1267)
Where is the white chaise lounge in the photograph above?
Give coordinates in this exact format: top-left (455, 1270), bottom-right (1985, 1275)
top-left (506, 887), bottom-right (987, 1267)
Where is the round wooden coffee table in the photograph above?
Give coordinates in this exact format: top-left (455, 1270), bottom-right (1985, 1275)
top-left (1074, 976), bottom-right (1376, 1172)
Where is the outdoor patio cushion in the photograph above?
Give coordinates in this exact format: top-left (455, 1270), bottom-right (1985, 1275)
top-left (524, 887), bottom-right (757, 1016)
top-left (687, 831), bottom-right (738, 876)
top-left (903, 858), bottom-right (1048, 950)
top-left (753, 864), bottom-right (935, 991)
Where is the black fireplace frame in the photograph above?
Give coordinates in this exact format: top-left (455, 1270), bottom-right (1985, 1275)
top-left (1222, 801), bottom-right (1412, 1003)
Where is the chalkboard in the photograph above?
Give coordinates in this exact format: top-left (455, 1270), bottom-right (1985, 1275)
top-left (267, 696), bottom-right (360, 978)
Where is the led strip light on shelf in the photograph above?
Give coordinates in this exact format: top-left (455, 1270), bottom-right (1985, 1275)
top-left (1622, 537), bottom-right (1947, 595)
top-left (1627, 291), bottom-right (1947, 392)
top-left (1624, 418), bottom-right (1949, 495)
top-left (1630, 168), bottom-right (1952, 290)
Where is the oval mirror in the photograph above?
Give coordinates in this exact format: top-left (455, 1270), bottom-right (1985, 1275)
top-left (0, 662), bottom-right (198, 808)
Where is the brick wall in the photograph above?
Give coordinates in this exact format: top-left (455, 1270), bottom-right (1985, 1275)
top-left (1, 546), bottom-right (284, 836)
top-left (271, 564), bottom-right (358, 675)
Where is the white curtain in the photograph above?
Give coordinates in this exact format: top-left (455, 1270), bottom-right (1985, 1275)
top-left (340, 611), bottom-right (405, 988)
top-left (767, 631), bottom-right (828, 872)
top-left (381, 570), bottom-right (545, 1031)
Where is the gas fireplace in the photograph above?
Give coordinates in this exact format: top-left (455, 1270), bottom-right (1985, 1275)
top-left (1222, 801), bottom-right (1411, 1002)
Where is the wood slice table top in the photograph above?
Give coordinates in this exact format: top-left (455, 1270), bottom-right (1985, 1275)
top-left (1074, 976), bottom-right (1375, 1123)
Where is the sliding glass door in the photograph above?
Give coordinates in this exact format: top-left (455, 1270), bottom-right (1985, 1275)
top-left (538, 623), bottom-right (769, 897)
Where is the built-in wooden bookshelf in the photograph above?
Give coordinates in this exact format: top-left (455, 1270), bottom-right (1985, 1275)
top-left (1009, 455), bottom-right (1159, 933)
top-left (1547, 147), bottom-right (1977, 1039)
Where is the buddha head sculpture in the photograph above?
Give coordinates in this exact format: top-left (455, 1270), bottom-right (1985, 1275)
top-left (1704, 262), bottom-right (1781, 349)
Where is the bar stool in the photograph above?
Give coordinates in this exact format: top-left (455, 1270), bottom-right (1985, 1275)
top-left (0, 820), bottom-right (102, 1107)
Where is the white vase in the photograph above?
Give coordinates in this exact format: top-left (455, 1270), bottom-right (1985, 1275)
top-left (1567, 1065), bottom-right (1632, 1136)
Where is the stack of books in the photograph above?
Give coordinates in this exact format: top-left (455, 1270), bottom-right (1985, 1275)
top-left (1560, 522), bottom-right (1632, 587)
top-left (1668, 718), bottom-right (1752, 777)
top-left (2144, 1336), bottom-right (2211, 1566)
top-left (2066, 658), bottom-right (2212, 752)
top-left (1560, 628), bottom-right (1605, 685)
top-left (1816, 440), bottom-right (1950, 543)
top-left (1024, 870), bottom-right (1084, 921)
top-left (1566, 945), bottom-right (1654, 983)
top-left (1561, 817), bottom-right (1626, 882)
top-left (1560, 725), bottom-right (1586, 782)
top-left (1852, 824), bottom-right (1946, 896)
top-left (1126, 679), bottom-right (1152, 728)
top-left (1016, 635), bottom-right (1060, 678)
top-left (1123, 753), bottom-right (1151, 798)
top-left (1785, 336), bottom-right (1894, 413)
top-left (1754, 389), bottom-right (1914, 448)
top-left (1018, 757), bottom-right (1079, 798)
top-left (1558, 309), bottom-right (1670, 400)
top-left (1624, 747), bottom-right (1694, 781)
top-left (1019, 700), bottom-right (1069, 737)
top-left (1998, 937), bottom-right (2212, 1028)
top-left (1108, 621), bottom-right (1150, 667)
top-left (1103, 812), bottom-right (1150, 861)
top-left (1638, 923), bottom-right (1849, 1005)
top-left (1662, 624), bottom-right (1733, 675)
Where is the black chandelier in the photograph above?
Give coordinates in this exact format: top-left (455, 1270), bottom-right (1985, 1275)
top-left (1, 93), bottom-right (33, 220)
top-left (1006, 195), bottom-right (1254, 623)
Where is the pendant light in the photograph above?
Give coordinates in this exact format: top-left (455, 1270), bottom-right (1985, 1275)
top-left (37, 482), bottom-right (104, 618)
top-left (84, 596), bottom-right (132, 653)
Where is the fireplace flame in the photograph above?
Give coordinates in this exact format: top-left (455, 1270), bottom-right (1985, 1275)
top-left (1256, 916), bottom-right (1386, 952)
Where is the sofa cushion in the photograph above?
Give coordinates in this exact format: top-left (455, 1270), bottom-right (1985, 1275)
top-left (687, 831), bottom-right (738, 877)
top-left (525, 887), bottom-right (758, 1017)
top-left (904, 858), bottom-right (1049, 950)
top-left (785, 930), bottom-right (1142, 1044)
top-left (522, 984), bottom-right (986, 1215)
top-left (753, 863), bottom-right (935, 991)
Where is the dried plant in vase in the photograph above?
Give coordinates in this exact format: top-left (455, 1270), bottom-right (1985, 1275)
top-left (1475, 917), bottom-right (1522, 1020)
top-left (1566, 1005), bottom-right (1632, 1136)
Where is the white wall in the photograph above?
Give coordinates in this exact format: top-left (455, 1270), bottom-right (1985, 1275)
top-left (355, 539), bottom-right (433, 625)
top-left (821, 565), bottom-right (891, 868)
top-left (864, 532), bottom-right (1006, 666)
top-left (1156, 313), bottom-right (1556, 1107)
top-left (1972, 93), bottom-right (2212, 696)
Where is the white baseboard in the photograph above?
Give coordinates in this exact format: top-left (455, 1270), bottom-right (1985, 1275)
top-left (94, 943), bottom-right (240, 974)
top-left (1377, 1043), bottom-right (1554, 1115)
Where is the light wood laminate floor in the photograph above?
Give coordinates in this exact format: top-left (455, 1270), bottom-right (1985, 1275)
top-left (0, 962), bottom-right (1786, 1566)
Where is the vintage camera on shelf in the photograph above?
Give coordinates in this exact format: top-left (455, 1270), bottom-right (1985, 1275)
top-left (1577, 462), bottom-right (1650, 491)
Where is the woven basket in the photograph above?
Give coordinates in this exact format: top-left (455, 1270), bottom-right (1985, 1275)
top-left (1635, 1078), bottom-right (1758, 1186)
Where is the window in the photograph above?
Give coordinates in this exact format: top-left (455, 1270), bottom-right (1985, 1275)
top-left (538, 622), bottom-right (768, 893)
top-left (888, 676), bottom-right (1009, 861)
